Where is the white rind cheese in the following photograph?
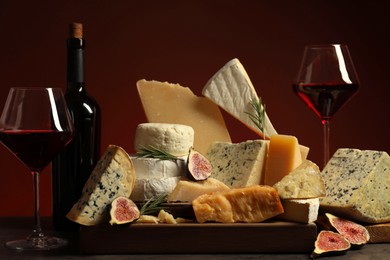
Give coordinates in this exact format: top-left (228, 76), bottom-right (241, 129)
top-left (130, 177), bottom-right (181, 202)
top-left (206, 140), bottom-right (268, 188)
top-left (278, 198), bottom-right (319, 224)
top-left (320, 148), bottom-right (390, 224)
top-left (67, 145), bottom-right (136, 226)
top-left (202, 58), bottom-right (277, 139)
top-left (130, 156), bottom-right (187, 179)
top-left (134, 123), bottom-right (194, 156)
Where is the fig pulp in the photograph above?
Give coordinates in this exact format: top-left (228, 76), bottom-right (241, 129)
top-left (311, 230), bottom-right (350, 258)
top-left (187, 147), bottom-right (212, 181)
top-left (326, 213), bottom-right (370, 247)
top-left (109, 196), bottom-right (140, 225)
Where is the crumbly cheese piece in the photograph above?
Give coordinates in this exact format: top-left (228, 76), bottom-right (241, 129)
top-left (202, 58), bottom-right (277, 139)
top-left (67, 145), bottom-right (136, 226)
top-left (273, 160), bottom-right (326, 199)
top-left (130, 177), bottom-right (181, 202)
top-left (130, 156), bottom-right (187, 179)
top-left (137, 79), bottom-right (231, 155)
top-left (136, 215), bottom-right (159, 224)
top-left (320, 148), bottom-right (390, 224)
top-left (158, 209), bottom-right (177, 224)
top-left (192, 185), bottom-right (284, 223)
top-left (206, 140), bottom-right (268, 188)
top-left (134, 123), bottom-right (194, 156)
top-left (264, 135), bottom-right (302, 186)
top-left (167, 177), bottom-right (230, 203)
top-left (278, 199), bottom-right (319, 224)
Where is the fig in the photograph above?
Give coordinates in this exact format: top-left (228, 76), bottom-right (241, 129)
top-left (187, 147), bottom-right (212, 181)
top-left (326, 213), bottom-right (370, 247)
top-left (109, 196), bottom-right (140, 225)
top-left (311, 230), bottom-right (350, 259)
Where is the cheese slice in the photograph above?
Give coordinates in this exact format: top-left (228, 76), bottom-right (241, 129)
top-left (134, 123), bottom-right (194, 157)
top-left (264, 135), bottom-right (302, 186)
top-left (192, 185), bottom-right (284, 223)
top-left (278, 198), bottom-right (319, 223)
top-left (206, 140), bottom-right (268, 188)
top-left (67, 145), bottom-right (136, 226)
top-left (137, 79), bottom-right (231, 155)
top-left (202, 58), bottom-right (277, 139)
top-left (273, 160), bottom-right (326, 199)
top-left (320, 148), bottom-right (390, 224)
top-left (167, 177), bottom-right (230, 203)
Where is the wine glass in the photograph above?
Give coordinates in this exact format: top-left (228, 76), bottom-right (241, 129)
top-left (293, 44), bottom-right (359, 168)
top-left (0, 87), bottom-right (74, 251)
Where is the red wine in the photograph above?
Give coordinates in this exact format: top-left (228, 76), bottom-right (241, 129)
top-left (0, 130), bottom-right (72, 172)
top-left (293, 83), bottom-right (359, 120)
top-left (52, 23), bottom-right (101, 231)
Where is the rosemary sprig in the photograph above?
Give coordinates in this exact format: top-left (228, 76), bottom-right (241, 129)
top-left (136, 145), bottom-right (182, 161)
top-left (139, 193), bottom-right (168, 216)
top-left (245, 97), bottom-right (266, 136)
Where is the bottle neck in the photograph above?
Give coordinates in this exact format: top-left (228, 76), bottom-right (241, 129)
top-left (67, 38), bottom-right (86, 93)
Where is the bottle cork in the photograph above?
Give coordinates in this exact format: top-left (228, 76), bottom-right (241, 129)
top-left (69, 23), bottom-right (83, 38)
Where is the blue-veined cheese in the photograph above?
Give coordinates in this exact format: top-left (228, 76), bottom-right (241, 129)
top-left (320, 148), bottom-right (390, 224)
top-left (66, 145), bottom-right (136, 226)
top-left (202, 58), bottom-right (277, 139)
top-left (206, 140), bottom-right (268, 188)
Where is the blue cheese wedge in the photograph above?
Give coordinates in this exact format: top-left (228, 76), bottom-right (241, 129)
top-left (206, 140), bottom-right (268, 188)
top-left (67, 145), bottom-right (136, 226)
top-left (320, 148), bottom-right (390, 224)
top-left (202, 58), bottom-right (277, 139)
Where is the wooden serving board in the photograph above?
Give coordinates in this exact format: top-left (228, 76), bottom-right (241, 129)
top-left (366, 223), bottom-right (390, 243)
top-left (80, 221), bottom-right (317, 254)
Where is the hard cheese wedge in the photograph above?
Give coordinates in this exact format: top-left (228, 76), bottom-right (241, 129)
top-left (202, 58), bottom-right (277, 139)
top-left (320, 148), bottom-right (390, 224)
top-left (67, 145), bottom-right (136, 226)
top-left (192, 185), bottom-right (284, 223)
top-left (137, 79), bottom-right (231, 155)
top-left (206, 140), bottom-right (268, 188)
top-left (273, 160), bottom-right (326, 199)
top-left (264, 135), bottom-right (303, 186)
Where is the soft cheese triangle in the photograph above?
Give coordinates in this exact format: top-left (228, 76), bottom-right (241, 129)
top-left (202, 58), bottom-right (277, 139)
top-left (67, 145), bottom-right (136, 226)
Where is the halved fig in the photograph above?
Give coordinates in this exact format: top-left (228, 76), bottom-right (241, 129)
top-left (187, 147), bottom-right (212, 181)
top-left (109, 196), bottom-right (140, 225)
top-left (326, 213), bottom-right (370, 247)
top-left (311, 230), bottom-right (350, 258)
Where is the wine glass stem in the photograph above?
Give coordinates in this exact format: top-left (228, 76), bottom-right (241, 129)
top-left (322, 119), bottom-right (330, 169)
top-left (31, 171), bottom-right (44, 240)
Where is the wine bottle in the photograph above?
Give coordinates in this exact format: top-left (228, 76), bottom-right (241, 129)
top-left (52, 23), bottom-right (101, 231)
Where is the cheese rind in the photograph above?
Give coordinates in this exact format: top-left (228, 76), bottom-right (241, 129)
top-left (134, 123), bottom-right (194, 156)
top-left (137, 79), bottom-right (231, 155)
top-left (130, 177), bottom-right (181, 202)
top-left (130, 156), bottom-right (187, 179)
top-left (206, 140), bottom-right (268, 188)
top-left (264, 135), bottom-right (302, 186)
top-left (192, 185), bottom-right (284, 223)
top-left (278, 199), bottom-right (319, 224)
top-left (320, 148), bottom-right (390, 224)
top-left (273, 160), bottom-right (326, 199)
top-left (202, 58), bottom-right (277, 139)
top-left (67, 145), bottom-right (136, 226)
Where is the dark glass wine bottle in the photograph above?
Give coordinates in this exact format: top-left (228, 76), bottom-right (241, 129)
top-left (52, 23), bottom-right (101, 231)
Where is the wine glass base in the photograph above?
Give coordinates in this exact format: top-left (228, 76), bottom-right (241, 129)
top-left (5, 236), bottom-right (68, 251)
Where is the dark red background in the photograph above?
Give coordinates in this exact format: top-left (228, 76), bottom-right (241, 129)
top-left (0, 1), bottom-right (389, 216)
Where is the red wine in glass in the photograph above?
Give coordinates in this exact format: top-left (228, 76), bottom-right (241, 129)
top-left (293, 44), bottom-right (359, 168)
top-left (0, 88), bottom-right (74, 251)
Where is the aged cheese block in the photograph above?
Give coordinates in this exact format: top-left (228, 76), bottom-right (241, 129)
top-left (273, 160), bottom-right (326, 199)
top-left (67, 145), bottom-right (136, 226)
top-left (192, 185), bottom-right (284, 223)
top-left (167, 177), bottom-right (230, 203)
top-left (137, 79), bottom-right (231, 154)
top-left (202, 58), bottom-right (277, 139)
top-left (264, 135), bottom-right (302, 186)
top-left (320, 148), bottom-right (390, 224)
top-left (130, 177), bottom-right (181, 202)
top-left (206, 140), bottom-right (268, 188)
top-left (134, 123), bottom-right (194, 156)
top-left (278, 198), bottom-right (319, 224)
top-left (130, 156), bottom-right (187, 179)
